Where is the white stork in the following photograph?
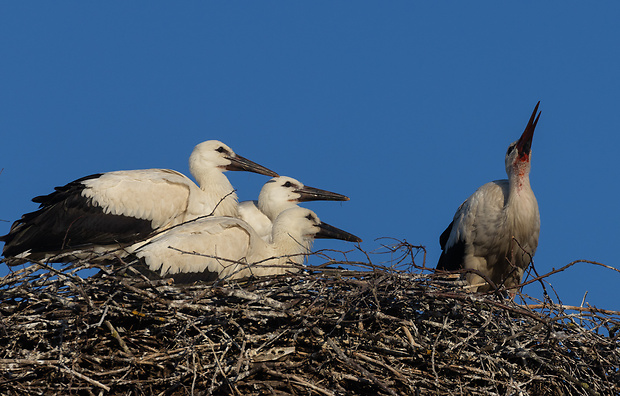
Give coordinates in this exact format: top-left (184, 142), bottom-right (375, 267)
top-left (437, 102), bottom-right (541, 294)
top-left (131, 207), bottom-right (362, 282)
top-left (1, 140), bottom-right (278, 262)
top-left (237, 176), bottom-right (350, 242)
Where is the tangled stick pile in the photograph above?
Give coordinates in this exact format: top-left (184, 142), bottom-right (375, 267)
top-left (1, 243), bottom-right (619, 395)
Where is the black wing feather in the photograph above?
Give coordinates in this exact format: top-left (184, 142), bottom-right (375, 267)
top-left (132, 257), bottom-right (220, 284)
top-left (2, 174), bottom-right (154, 258)
top-left (436, 220), bottom-right (466, 271)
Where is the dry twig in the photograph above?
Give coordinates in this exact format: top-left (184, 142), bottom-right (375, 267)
top-left (0, 242), bottom-right (618, 395)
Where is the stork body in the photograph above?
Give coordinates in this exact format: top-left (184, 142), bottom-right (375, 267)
top-left (1, 141), bottom-right (278, 262)
top-left (437, 103), bottom-right (541, 293)
top-left (132, 207), bottom-right (362, 282)
top-left (238, 176), bottom-right (349, 242)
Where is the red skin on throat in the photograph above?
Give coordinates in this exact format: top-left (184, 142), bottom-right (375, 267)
top-left (513, 155), bottom-right (530, 185)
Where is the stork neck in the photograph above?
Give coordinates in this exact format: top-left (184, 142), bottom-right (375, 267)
top-left (507, 157), bottom-right (533, 196)
top-left (259, 199), bottom-right (296, 222)
top-left (505, 166), bottom-right (539, 254)
top-left (192, 167), bottom-right (226, 189)
top-left (271, 230), bottom-right (312, 265)
top-left (192, 167), bottom-right (239, 217)
top-left (506, 167), bottom-right (535, 216)
top-left (509, 171), bottom-right (531, 193)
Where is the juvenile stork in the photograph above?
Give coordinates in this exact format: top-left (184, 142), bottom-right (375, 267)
top-left (131, 207), bottom-right (362, 282)
top-left (1, 140), bottom-right (278, 262)
top-left (238, 176), bottom-right (350, 242)
top-left (437, 102), bottom-right (541, 294)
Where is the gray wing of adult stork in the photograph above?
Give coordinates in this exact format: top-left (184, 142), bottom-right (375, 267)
top-left (437, 102), bottom-right (541, 294)
top-left (131, 207), bottom-right (362, 283)
top-left (1, 140), bottom-right (278, 263)
top-left (238, 176), bottom-right (350, 241)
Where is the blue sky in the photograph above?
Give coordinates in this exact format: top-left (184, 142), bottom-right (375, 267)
top-left (1, 3), bottom-right (618, 312)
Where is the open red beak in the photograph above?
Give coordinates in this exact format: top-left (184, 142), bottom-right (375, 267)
top-left (515, 101), bottom-right (541, 158)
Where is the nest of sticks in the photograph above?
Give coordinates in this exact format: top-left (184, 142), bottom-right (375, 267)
top-left (1, 242), bottom-right (619, 396)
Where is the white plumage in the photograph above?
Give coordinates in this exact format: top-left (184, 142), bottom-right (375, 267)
top-left (238, 176), bottom-right (349, 242)
top-left (437, 102), bottom-right (541, 294)
top-left (132, 207), bottom-right (362, 281)
top-left (1, 140), bottom-right (278, 261)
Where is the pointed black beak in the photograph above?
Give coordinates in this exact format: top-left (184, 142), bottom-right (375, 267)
top-left (295, 185), bottom-right (350, 203)
top-left (516, 101), bottom-right (541, 157)
top-left (226, 154), bottom-right (279, 177)
top-left (315, 222), bottom-right (362, 243)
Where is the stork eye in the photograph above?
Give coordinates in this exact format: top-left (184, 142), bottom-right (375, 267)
top-left (216, 146), bottom-right (227, 154)
top-left (305, 214), bottom-right (316, 222)
top-left (506, 144), bottom-right (516, 156)
top-left (283, 181), bottom-right (293, 187)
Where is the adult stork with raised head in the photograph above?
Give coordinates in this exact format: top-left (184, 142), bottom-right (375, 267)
top-left (131, 207), bottom-right (362, 282)
top-left (437, 102), bottom-right (541, 294)
top-left (1, 140), bottom-right (278, 263)
top-left (238, 176), bottom-right (350, 242)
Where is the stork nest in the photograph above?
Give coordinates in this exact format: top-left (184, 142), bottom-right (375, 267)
top-left (1, 242), bottom-right (619, 396)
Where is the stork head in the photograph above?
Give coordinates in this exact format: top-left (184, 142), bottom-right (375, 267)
top-left (505, 102), bottom-right (541, 177)
top-left (189, 140), bottom-right (278, 178)
top-left (272, 207), bottom-right (362, 245)
top-left (258, 176), bottom-right (350, 221)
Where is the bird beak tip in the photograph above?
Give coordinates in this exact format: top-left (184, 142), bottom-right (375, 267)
top-left (297, 187), bottom-right (350, 203)
top-left (516, 102), bottom-right (541, 154)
